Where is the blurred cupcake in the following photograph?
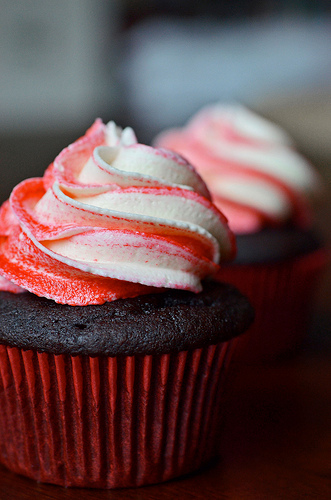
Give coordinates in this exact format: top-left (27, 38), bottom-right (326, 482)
top-left (154, 103), bottom-right (327, 362)
top-left (0, 120), bottom-right (253, 488)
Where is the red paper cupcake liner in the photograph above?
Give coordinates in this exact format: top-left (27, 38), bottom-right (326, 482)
top-left (216, 247), bottom-right (327, 363)
top-left (0, 339), bottom-right (236, 489)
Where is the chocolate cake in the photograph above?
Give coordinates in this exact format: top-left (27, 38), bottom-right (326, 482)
top-left (234, 227), bottom-right (322, 264)
top-left (0, 280), bottom-right (253, 357)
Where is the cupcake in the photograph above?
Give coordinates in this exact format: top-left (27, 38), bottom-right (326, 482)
top-left (154, 104), bottom-right (327, 362)
top-left (0, 120), bottom-right (253, 488)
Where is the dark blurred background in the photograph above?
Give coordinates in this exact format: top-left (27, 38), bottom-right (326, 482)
top-left (1, 0), bottom-right (331, 203)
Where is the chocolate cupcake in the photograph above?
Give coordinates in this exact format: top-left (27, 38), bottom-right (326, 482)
top-left (0, 121), bottom-right (253, 488)
top-left (154, 104), bottom-right (326, 362)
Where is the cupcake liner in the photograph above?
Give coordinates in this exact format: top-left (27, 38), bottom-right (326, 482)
top-left (0, 339), bottom-right (236, 489)
top-left (217, 247), bottom-right (327, 363)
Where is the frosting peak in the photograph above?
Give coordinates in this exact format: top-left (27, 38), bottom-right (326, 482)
top-left (0, 120), bottom-right (235, 305)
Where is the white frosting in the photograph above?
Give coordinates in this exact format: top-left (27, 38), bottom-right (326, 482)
top-left (155, 104), bottom-right (321, 233)
top-left (187, 104), bottom-right (318, 193)
top-left (192, 104), bottom-right (293, 147)
top-left (6, 120), bottom-right (234, 300)
top-left (210, 176), bottom-right (292, 221)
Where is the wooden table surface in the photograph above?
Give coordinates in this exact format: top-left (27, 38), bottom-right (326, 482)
top-left (0, 311), bottom-right (330, 500)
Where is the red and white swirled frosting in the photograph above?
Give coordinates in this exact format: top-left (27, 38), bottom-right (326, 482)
top-left (154, 104), bottom-right (321, 234)
top-left (0, 120), bottom-right (235, 305)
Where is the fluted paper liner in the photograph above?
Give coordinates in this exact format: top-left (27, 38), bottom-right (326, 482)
top-left (217, 247), bottom-right (327, 362)
top-left (0, 340), bottom-right (235, 488)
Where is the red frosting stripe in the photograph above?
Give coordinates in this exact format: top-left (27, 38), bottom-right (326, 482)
top-left (0, 229), bottom-right (156, 305)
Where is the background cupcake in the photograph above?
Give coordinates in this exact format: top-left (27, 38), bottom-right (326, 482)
top-left (0, 120), bottom-right (253, 488)
top-left (154, 104), bottom-right (327, 362)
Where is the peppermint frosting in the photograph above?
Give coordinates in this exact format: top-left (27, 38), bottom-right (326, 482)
top-left (0, 120), bottom-right (235, 305)
top-left (154, 104), bottom-right (321, 234)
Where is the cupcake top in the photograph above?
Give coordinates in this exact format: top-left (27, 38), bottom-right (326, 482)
top-left (0, 280), bottom-right (254, 356)
top-left (154, 104), bottom-right (321, 235)
top-left (0, 120), bottom-right (235, 305)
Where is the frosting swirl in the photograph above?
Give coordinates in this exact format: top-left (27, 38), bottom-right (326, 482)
top-left (0, 120), bottom-right (235, 305)
top-left (154, 104), bottom-right (321, 234)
